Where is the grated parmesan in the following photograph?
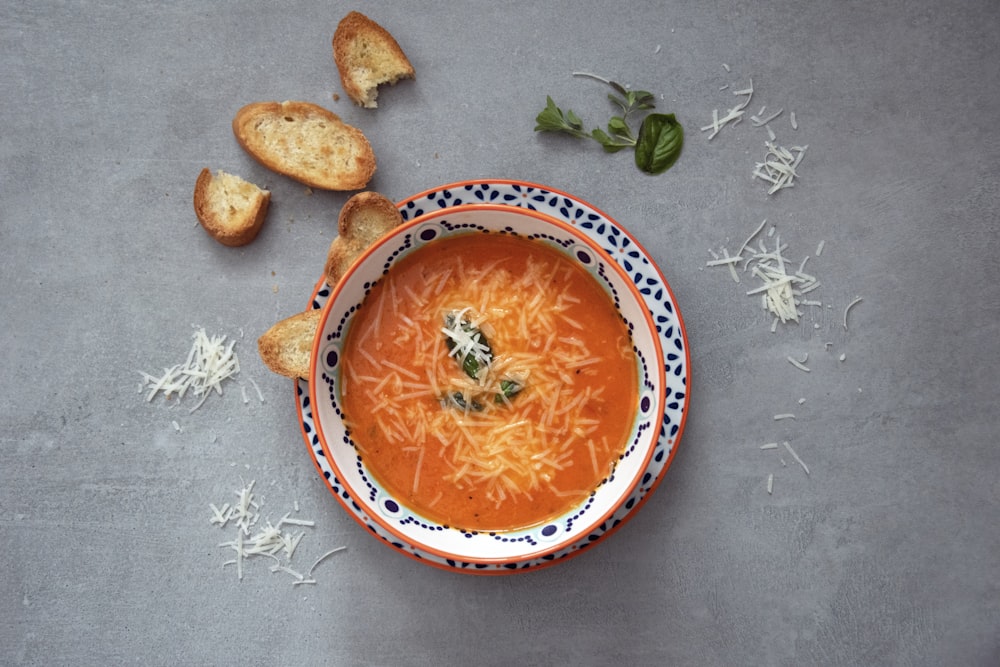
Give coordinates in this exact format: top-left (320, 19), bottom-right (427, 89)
top-left (708, 221), bottom-right (825, 329)
top-left (701, 78), bottom-right (754, 140)
top-left (211, 479), bottom-right (345, 586)
top-left (702, 70), bottom-right (808, 194)
top-left (139, 327), bottom-right (241, 412)
top-left (753, 142), bottom-right (808, 195)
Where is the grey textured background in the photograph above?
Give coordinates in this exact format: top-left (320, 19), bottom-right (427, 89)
top-left (2, 1), bottom-right (998, 665)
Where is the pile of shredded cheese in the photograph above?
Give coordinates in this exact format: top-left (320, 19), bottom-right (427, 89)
top-left (210, 479), bottom-right (345, 586)
top-left (707, 219), bottom-right (822, 330)
top-left (138, 327), bottom-right (241, 412)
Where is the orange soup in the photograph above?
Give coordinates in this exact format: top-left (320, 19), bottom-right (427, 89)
top-left (340, 232), bottom-right (638, 531)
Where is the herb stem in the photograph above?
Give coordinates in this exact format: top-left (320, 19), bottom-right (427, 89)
top-left (572, 71), bottom-right (614, 85)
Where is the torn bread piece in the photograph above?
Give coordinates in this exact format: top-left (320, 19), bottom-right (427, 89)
top-left (193, 168), bottom-right (270, 247)
top-left (258, 308), bottom-right (323, 380)
top-left (323, 191), bottom-right (404, 287)
top-left (333, 11), bottom-right (414, 109)
top-left (232, 101), bottom-right (375, 190)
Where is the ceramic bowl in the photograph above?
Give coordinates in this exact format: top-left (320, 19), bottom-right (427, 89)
top-left (309, 203), bottom-right (667, 570)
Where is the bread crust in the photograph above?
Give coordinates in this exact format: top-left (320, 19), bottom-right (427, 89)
top-left (193, 167), bottom-right (271, 247)
top-left (323, 191), bottom-right (403, 287)
top-left (257, 308), bottom-right (323, 380)
top-left (232, 101), bottom-right (375, 190)
top-left (333, 11), bottom-right (415, 108)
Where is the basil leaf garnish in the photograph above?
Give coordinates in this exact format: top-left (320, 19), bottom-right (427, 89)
top-left (634, 113), bottom-right (683, 174)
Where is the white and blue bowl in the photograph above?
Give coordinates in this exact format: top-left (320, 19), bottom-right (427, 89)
top-left (299, 180), bottom-right (690, 574)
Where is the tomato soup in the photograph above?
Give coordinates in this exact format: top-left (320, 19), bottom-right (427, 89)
top-left (339, 232), bottom-right (638, 531)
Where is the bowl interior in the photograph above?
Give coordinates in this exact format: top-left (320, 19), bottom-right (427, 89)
top-left (309, 204), bottom-right (666, 563)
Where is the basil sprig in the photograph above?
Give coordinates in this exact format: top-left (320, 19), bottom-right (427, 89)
top-left (534, 73), bottom-right (683, 175)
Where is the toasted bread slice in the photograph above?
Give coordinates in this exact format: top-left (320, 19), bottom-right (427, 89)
top-left (333, 12), bottom-right (414, 109)
top-left (257, 308), bottom-right (323, 380)
top-left (324, 191), bottom-right (404, 287)
top-left (232, 101), bottom-right (375, 190)
top-left (193, 168), bottom-right (271, 247)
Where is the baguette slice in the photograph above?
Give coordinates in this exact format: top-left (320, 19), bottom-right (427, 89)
top-left (257, 308), bottom-right (323, 380)
top-left (333, 11), bottom-right (414, 109)
top-left (324, 191), bottom-right (404, 287)
top-left (232, 101), bottom-right (375, 190)
top-left (193, 168), bottom-right (271, 247)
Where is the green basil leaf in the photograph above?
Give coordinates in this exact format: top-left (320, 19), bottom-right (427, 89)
top-left (634, 113), bottom-right (683, 174)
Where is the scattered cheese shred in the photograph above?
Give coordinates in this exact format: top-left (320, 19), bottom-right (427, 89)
top-left (766, 474), bottom-right (774, 495)
top-left (701, 78), bottom-right (754, 140)
top-left (843, 297), bottom-right (864, 331)
top-left (786, 355), bottom-right (811, 372)
top-left (307, 547), bottom-right (347, 577)
top-left (782, 441), bottom-right (810, 476)
top-left (249, 377), bottom-right (264, 403)
top-left (751, 107), bottom-right (784, 127)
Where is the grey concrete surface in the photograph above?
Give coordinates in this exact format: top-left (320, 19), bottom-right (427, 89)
top-left (2, 1), bottom-right (998, 665)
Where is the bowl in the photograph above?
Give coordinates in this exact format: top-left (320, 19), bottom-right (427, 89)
top-left (309, 201), bottom-right (668, 572)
